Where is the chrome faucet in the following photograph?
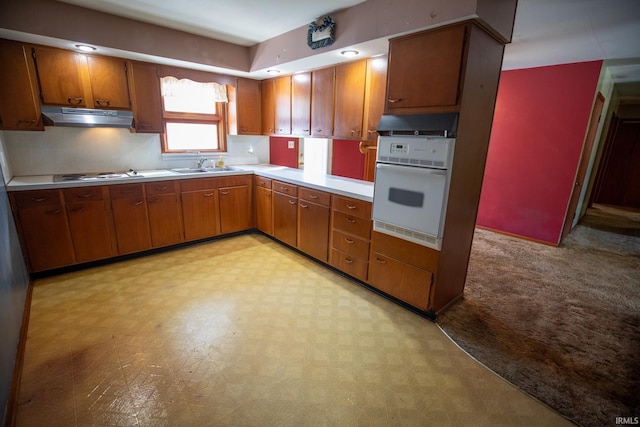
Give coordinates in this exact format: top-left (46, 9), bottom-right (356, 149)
top-left (196, 157), bottom-right (207, 168)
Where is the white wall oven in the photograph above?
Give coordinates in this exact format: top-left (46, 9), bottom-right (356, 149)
top-left (372, 114), bottom-right (458, 250)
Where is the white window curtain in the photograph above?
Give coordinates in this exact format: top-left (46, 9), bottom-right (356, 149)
top-left (160, 76), bottom-right (228, 103)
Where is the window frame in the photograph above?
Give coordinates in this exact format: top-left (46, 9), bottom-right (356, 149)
top-left (160, 95), bottom-right (228, 154)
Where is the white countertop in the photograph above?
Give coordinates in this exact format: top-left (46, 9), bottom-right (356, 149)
top-left (7, 165), bottom-right (374, 202)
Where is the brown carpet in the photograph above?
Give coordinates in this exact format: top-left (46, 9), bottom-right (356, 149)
top-left (437, 204), bottom-right (640, 427)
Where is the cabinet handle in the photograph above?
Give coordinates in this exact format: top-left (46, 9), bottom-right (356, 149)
top-left (315, 129), bottom-right (322, 133)
top-left (45, 209), bottom-right (61, 215)
top-left (139, 122), bottom-right (152, 128)
top-left (131, 200), bottom-right (144, 206)
top-left (308, 194), bottom-right (319, 199)
top-left (344, 258), bottom-right (353, 264)
top-left (388, 98), bottom-right (402, 103)
top-left (280, 186), bottom-right (288, 191)
top-left (346, 204), bottom-right (357, 210)
top-left (31, 197), bottom-right (49, 202)
top-left (344, 238), bottom-right (355, 244)
top-left (203, 192), bottom-right (215, 197)
top-left (346, 217), bottom-right (356, 223)
top-left (300, 203), bottom-right (308, 208)
top-left (220, 191), bottom-right (230, 195)
top-left (375, 257), bottom-right (387, 264)
top-left (288, 200), bottom-right (297, 205)
top-left (155, 186), bottom-right (168, 191)
top-left (76, 193), bottom-right (93, 198)
top-left (95, 99), bottom-right (111, 107)
top-left (367, 129), bottom-right (376, 134)
top-left (67, 97), bottom-right (83, 105)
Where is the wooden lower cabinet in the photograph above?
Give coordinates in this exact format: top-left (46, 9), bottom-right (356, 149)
top-left (64, 186), bottom-right (116, 263)
top-left (147, 194), bottom-right (184, 247)
top-left (273, 190), bottom-right (298, 247)
top-left (367, 231), bottom-right (439, 311)
top-left (329, 195), bottom-right (372, 281)
top-left (254, 176), bottom-right (273, 235)
top-left (219, 184), bottom-right (252, 234)
top-left (180, 178), bottom-right (220, 241)
top-left (110, 184), bottom-right (152, 255)
top-left (297, 188), bottom-right (330, 262)
top-left (11, 189), bottom-right (75, 272)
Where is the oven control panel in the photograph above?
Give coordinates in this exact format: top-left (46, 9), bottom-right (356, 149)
top-left (377, 135), bottom-right (455, 169)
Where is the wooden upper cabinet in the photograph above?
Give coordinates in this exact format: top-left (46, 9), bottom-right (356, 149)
top-left (385, 23), bottom-right (468, 113)
top-left (229, 78), bottom-right (262, 135)
top-left (32, 45), bottom-right (132, 110)
top-left (363, 56), bottom-right (388, 141)
top-left (334, 60), bottom-right (367, 139)
top-left (310, 67), bottom-right (334, 138)
top-left (274, 75), bottom-right (291, 135)
top-left (0, 39), bottom-right (43, 131)
top-left (86, 56), bottom-right (130, 109)
top-left (261, 78), bottom-right (275, 135)
top-left (128, 61), bottom-right (163, 133)
top-left (32, 46), bottom-right (86, 107)
top-left (291, 72), bottom-right (311, 136)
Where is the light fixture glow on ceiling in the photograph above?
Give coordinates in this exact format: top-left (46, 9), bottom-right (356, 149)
top-left (266, 69), bottom-right (281, 74)
top-left (340, 50), bottom-right (359, 57)
top-left (75, 44), bottom-right (97, 52)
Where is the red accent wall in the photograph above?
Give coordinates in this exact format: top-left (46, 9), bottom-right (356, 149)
top-left (477, 61), bottom-right (602, 244)
top-left (332, 139), bottom-right (365, 180)
top-left (269, 137), bottom-right (299, 168)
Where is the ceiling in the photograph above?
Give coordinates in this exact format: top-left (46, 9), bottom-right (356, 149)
top-left (54, 0), bottom-right (640, 84)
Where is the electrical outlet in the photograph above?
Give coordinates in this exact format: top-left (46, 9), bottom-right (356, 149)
top-left (288, 140), bottom-right (295, 149)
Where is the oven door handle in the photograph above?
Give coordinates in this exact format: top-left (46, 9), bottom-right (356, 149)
top-left (376, 163), bottom-right (447, 176)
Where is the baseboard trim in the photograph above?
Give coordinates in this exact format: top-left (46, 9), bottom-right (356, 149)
top-left (4, 280), bottom-right (33, 427)
top-left (475, 225), bottom-right (559, 247)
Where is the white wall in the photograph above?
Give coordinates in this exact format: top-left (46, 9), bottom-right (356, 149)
top-left (2, 127), bottom-right (269, 177)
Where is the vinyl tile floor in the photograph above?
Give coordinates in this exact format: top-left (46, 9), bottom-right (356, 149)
top-left (15, 234), bottom-right (573, 426)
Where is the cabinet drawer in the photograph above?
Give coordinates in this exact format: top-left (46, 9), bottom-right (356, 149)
top-left (180, 178), bottom-right (216, 192)
top-left (110, 183), bottom-right (144, 199)
top-left (273, 180), bottom-right (298, 197)
top-left (254, 176), bottom-right (272, 189)
top-left (332, 210), bottom-right (372, 240)
top-left (331, 229), bottom-right (369, 260)
top-left (63, 186), bottom-right (105, 202)
top-left (145, 181), bottom-right (178, 196)
top-left (371, 231), bottom-right (440, 273)
top-left (368, 252), bottom-right (433, 311)
top-left (330, 249), bottom-right (368, 282)
top-left (299, 187), bottom-right (330, 206)
top-left (216, 175), bottom-right (251, 188)
top-left (332, 195), bottom-right (371, 218)
top-left (12, 189), bottom-right (62, 208)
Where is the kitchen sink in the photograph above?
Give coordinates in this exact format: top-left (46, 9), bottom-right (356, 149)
top-left (171, 166), bottom-right (239, 174)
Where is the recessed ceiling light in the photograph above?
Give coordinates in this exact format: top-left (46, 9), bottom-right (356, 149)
top-left (341, 50), bottom-right (359, 57)
top-left (266, 69), bottom-right (281, 75)
top-left (75, 44), bottom-right (96, 52)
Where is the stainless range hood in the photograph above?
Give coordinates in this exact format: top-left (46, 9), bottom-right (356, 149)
top-left (377, 113), bottom-right (459, 137)
top-left (41, 106), bottom-right (134, 128)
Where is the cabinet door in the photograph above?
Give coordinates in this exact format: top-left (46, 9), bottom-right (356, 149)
top-left (291, 72), bottom-right (311, 136)
top-left (310, 67), bottom-right (334, 137)
top-left (17, 203), bottom-right (75, 272)
top-left (32, 47), bottom-right (85, 106)
top-left (274, 75), bottom-right (291, 135)
top-left (334, 60), bottom-right (366, 139)
top-left (261, 78), bottom-right (275, 135)
top-left (235, 78), bottom-right (262, 135)
top-left (111, 197), bottom-right (152, 255)
top-left (273, 191), bottom-right (297, 246)
top-left (363, 56), bottom-right (388, 141)
top-left (0, 40), bottom-right (42, 130)
top-left (368, 253), bottom-right (433, 310)
top-left (86, 56), bottom-right (131, 109)
top-left (219, 185), bottom-right (252, 234)
top-left (255, 186), bottom-right (273, 235)
top-left (181, 190), bottom-right (220, 241)
top-left (129, 62), bottom-right (163, 133)
top-left (147, 193), bottom-right (184, 247)
top-left (386, 24), bottom-right (467, 112)
top-left (298, 200), bottom-right (330, 262)
top-left (66, 201), bottom-right (116, 263)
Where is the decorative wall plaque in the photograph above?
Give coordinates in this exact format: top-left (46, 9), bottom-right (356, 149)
top-left (308, 16), bottom-right (335, 49)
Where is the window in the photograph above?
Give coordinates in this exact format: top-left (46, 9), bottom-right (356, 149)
top-left (160, 77), bottom-right (228, 153)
